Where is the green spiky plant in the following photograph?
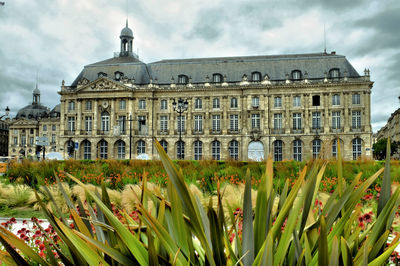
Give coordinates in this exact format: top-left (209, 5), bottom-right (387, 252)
top-left (0, 139), bottom-right (399, 265)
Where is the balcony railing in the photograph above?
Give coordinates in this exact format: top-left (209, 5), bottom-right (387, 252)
top-left (228, 129), bottom-right (240, 134)
top-left (97, 130), bottom-right (110, 135)
top-left (174, 129), bottom-right (186, 135)
top-left (157, 130), bottom-right (169, 135)
top-left (64, 130), bottom-right (75, 136)
top-left (331, 127), bottom-right (343, 133)
top-left (311, 128), bottom-right (324, 134)
top-left (210, 129), bottom-right (222, 134)
top-left (135, 128), bottom-right (148, 135)
top-left (351, 126), bottom-right (364, 132)
top-left (271, 128), bottom-right (284, 134)
top-left (291, 128), bottom-right (303, 134)
top-left (80, 130), bottom-right (92, 135)
top-left (192, 130), bottom-right (204, 135)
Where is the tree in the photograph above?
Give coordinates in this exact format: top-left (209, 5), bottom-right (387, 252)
top-left (373, 138), bottom-right (399, 160)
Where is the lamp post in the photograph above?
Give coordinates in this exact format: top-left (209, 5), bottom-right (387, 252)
top-left (0, 106), bottom-right (10, 120)
top-left (172, 98), bottom-right (188, 159)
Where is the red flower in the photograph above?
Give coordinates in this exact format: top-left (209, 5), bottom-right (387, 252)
top-left (39, 243), bottom-right (45, 251)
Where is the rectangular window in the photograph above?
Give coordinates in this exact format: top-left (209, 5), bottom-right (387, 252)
top-left (332, 111), bottom-right (341, 129)
top-left (230, 114), bottom-right (239, 132)
top-left (52, 125), bottom-right (56, 131)
top-left (352, 93), bottom-right (361, 105)
top-left (21, 135), bottom-right (26, 145)
top-left (213, 98), bottom-right (220, 109)
top-left (274, 96), bottom-right (282, 108)
top-left (252, 96), bottom-right (260, 108)
top-left (118, 116), bottom-right (126, 133)
top-left (120, 100), bottom-right (126, 110)
top-left (251, 114), bottom-right (260, 129)
top-left (139, 99), bottom-right (146, 109)
top-left (332, 94), bottom-right (340, 106)
top-left (212, 115), bottom-right (221, 132)
top-left (138, 116), bottom-right (147, 134)
top-left (293, 96), bottom-right (301, 107)
top-left (84, 116), bottom-right (91, 132)
top-left (51, 134), bottom-right (56, 144)
top-left (13, 137), bottom-right (17, 145)
top-left (160, 115), bottom-right (168, 132)
top-left (194, 115), bottom-right (203, 132)
top-left (352, 111), bottom-right (361, 128)
top-left (230, 97), bottom-right (238, 108)
top-left (274, 113), bottom-right (282, 129)
top-left (195, 98), bottom-right (202, 109)
top-left (293, 113), bottom-right (302, 130)
top-left (177, 116), bottom-right (185, 133)
top-left (85, 100), bottom-right (92, 111)
top-left (160, 99), bottom-right (168, 110)
top-left (312, 112), bottom-right (321, 129)
top-left (68, 117), bottom-right (75, 131)
top-left (30, 137), bottom-right (34, 145)
top-left (68, 101), bottom-right (75, 111)
top-left (43, 125), bottom-right (47, 131)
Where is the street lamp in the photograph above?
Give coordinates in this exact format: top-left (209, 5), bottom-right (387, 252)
top-left (0, 106), bottom-right (10, 120)
top-left (172, 98), bottom-right (188, 159)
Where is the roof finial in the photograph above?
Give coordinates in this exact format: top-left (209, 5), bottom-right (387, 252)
top-left (323, 22), bottom-right (326, 54)
top-left (126, 18), bottom-right (128, 28)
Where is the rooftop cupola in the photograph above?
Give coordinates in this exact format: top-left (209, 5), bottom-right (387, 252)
top-left (33, 84), bottom-right (40, 104)
top-left (120, 19), bottom-right (134, 57)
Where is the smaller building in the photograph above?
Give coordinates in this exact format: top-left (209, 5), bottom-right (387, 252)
top-left (8, 86), bottom-right (60, 159)
top-left (376, 107), bottom-right (400, 143)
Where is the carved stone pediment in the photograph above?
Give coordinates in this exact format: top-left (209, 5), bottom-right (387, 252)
top-left (76, 77), bottom-right (132, 93)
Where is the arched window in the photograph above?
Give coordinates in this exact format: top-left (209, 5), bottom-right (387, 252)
top-left (137, 140), bottom-right (146, 155)
top-left (66, 140), bottom-right (74, 158)
top-left (274, 140), bottom-right (283, 161)
top-left (332, 139), bottom-right (344, 158)
top-left (99, 140), bottom-right (108, 159)
top-left (83, 140), bottom-right (91, 160)
top-left (101, 111), bottom-right (110, 132)
top-left (177, 141), bottom-right (185, 159)
top-left (213, 98), bottom-right (220, 109)
top-left (293, 139), bottom-right (302, 161)
top-left (213, 73), bottom-right (222, 83)
top-left (194, 140), bottom-right (202, 160)
top-left (252, 72), bottom-right (261, 82)
top-left (229, 140), bottom-right (239, 160)
top-left (195, 98), bottom-right (202, 109)
top-left (178, 75), bottom-right (188, 84)
top-left (352, 138), bottom-right (362, 160)
top-left (159, 140), bottom-right (168, 153)
top-left (117, 140), bottom-right (125, 159)
top-left (212, 140), bottom-right (221, 160)
top-left (292, 70), bottom-right (302, 80)
top-left (312, 139), bottom-right (321, 159)
top-left (329, 68), bottom-right (340, 79)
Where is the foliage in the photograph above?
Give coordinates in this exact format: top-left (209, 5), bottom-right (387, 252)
top-left (0, 140), bottom-right (400, 265)
top-left (373, 137), bottom-right (400, 160)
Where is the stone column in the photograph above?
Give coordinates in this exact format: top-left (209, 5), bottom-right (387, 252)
top-left (343, 92), bottom-right (349, 131)
top-left (285, 95), bottom-right (290, 134)
top-left (304, 94), bottom-right (310, 134)
top-left (77, 100), bottom-right (82, 135)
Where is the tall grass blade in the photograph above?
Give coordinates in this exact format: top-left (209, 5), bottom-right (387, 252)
top-left (65, 173), bottom-right (149, 266)
top-left (242, 168), bottom-right (254, 265)
top-left (207, 205), bottom-right (226, 265)
top-left (318, 215), bottom-right (328, 266)
top-left (340, 237), bottom-right (352, 266)
top-left (0, 231), bottom-right (33, 266)
top-left (328, 236), bottom-right (339, 266)
top-left (337, 139), bottom-right (343, 197)
top-left (378, 137), bottom-right (391, 216)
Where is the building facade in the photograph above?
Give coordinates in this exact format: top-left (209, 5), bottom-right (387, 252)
top-left (56, 22), bottom-right (373, 161)
top-left (376, 105), bottom-right (400, 143)
top-left (8, 87), bottom-right (60, 159)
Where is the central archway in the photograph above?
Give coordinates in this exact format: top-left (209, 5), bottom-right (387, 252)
top-left (248, 141), bottom-right (264, 161)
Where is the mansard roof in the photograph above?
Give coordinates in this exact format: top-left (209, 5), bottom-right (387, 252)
top-left (70, 52), bottom-right (360, 87)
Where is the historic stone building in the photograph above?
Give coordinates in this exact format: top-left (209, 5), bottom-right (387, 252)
top-left (8, 87), bottom-right (61, 159)
top-left (57, 22), bottom-right (373, 161)
top-left (376, 102), bottom-right (400, 143)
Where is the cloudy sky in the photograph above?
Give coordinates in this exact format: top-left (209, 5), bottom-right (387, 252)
top-left (0, 0), bottom-right (398, 132)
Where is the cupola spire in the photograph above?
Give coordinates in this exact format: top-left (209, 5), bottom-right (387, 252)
top-left (120, 19), bottom-right (134, 57)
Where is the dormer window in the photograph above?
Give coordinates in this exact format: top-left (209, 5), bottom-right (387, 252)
top-left (252, 72), bottom-right (261, 82)
top-left (213, 73), bottom-right (222, 83)
top-left (329, 68), bottom-right (340, 79)
top-left (292, 70), bottom-right (302, 80)
top-left (98, 72), bottom-right (107, 78)
top-left (178, 75), bottom-right (188, 84)
top-left (114, 71), bottom-right (124, 81)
